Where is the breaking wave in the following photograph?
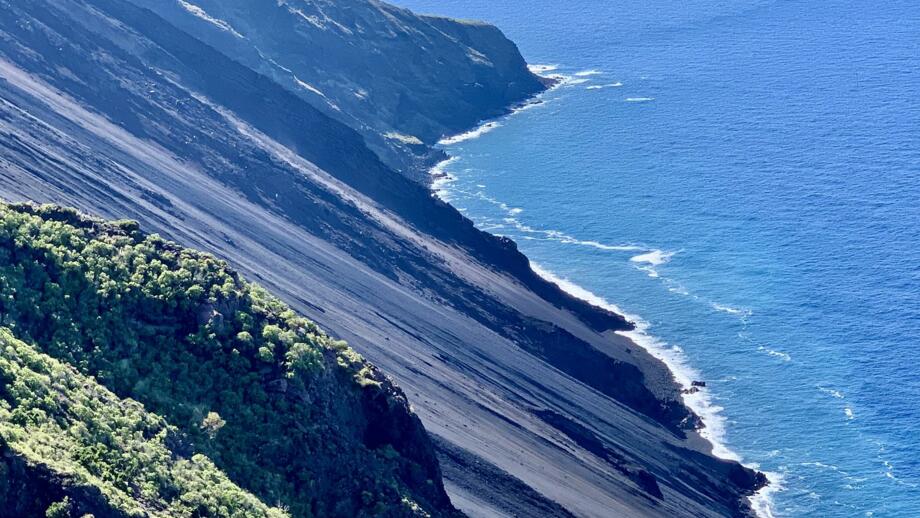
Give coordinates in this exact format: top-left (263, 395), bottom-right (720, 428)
top-left (438, 121), bottom-right (502, 145)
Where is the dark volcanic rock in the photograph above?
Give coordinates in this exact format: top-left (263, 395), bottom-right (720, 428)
top-left (127, 0), bottom-right (547, 176)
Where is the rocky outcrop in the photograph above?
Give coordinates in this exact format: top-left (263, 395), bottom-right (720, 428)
top-left (127, 0), bottom-right (548, 177)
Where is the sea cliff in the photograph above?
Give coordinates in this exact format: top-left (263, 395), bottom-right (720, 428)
top-left (0, 0), bottom-right (764, 515)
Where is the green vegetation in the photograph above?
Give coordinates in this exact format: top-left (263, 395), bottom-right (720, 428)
top-left (0, 203), bottom-right (450, 517)
top-left (0, 327), bottom-right (288, 517)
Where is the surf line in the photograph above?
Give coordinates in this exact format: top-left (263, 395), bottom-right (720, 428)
top-left (427, 62), bottom-right (778, 518)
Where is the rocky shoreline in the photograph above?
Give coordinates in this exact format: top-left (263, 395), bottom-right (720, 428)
top-left (427, 67), bottom-right (770, 514)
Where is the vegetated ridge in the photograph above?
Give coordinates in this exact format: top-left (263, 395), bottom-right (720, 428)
top-left (0, 203), bottom-right (457, 517)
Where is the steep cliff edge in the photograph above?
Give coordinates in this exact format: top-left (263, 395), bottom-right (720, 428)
top-left (127, 0), bottom-right (548, 176)
top-left (0, 203), bottom-right (458, 517)
top-left (0, 0), bottom-right (765, 516)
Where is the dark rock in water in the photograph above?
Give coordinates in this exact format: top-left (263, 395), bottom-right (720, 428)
top-left (692, 380), bottom-right (708, 388)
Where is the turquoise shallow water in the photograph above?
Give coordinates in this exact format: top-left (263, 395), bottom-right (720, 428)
top-left (395, 1), bottom-right (920, 516)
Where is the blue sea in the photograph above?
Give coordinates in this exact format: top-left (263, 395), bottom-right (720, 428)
top-left (395, 0), bottom-right (920, 515)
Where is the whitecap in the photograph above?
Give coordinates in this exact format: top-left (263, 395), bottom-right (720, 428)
top-left (637, 266), bottom-right (660, 278)
top-left (845, 407), bottom-right (855, 420)
top-left (626, 97), bottom-right (655, 102)
top-left (712, 303), bottom-right (743, 315)
top-left (558, 237), bottom-right (644, 251)
top-left (630, 249), bottom-right (675, 266)
top-left (438, 121), bottom-right (502, 145)
top-left (509, 207), bottom-right (523, 215)
top-left (498, 218), bottom-right (643, 252)
top-left (574, 69), bottom-right (603, 77)
top-left (528, 64), bottom-right (559, 75)
top-left (818, 386), bottom-right (845, 399)
top-left (758, 346), bottom-right (791, 362)
top-left (711, 303), bottom-right (753, 318)
top-left (587, 82), bottom-right (624, 90)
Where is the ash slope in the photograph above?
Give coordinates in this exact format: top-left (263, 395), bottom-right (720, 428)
top-left (0, 0), bottom-right (764, 516)
top-left (131, 0), bottom-right (549, 177)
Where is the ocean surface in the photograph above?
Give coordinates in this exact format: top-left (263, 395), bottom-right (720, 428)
top-left (395, 1), bottom-right (920, 516)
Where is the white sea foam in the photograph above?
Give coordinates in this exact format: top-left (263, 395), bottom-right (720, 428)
top-left (527, 63), bottom-right (576, 88)
top-left (818, 386), bottom-right (845, 399)
top-left (844, 407), bottom-right (855, 420)
top-left (637, 266), bottom-right (659, 278)
top-left (429, 156), bottom-right (458, 178)
top-left (630, 250), bottom-right (676, 277)
top-left (879, 458), bottom-right (918, 488)
top-left (563, 239), bottom-right (643, 251)
top-left (511, 100), bottom-right (546, 114)
top-left (525, 225), bottom-right (641, 251)
top-left (711, 302), bottom-right (751, 316)
top-left (528, 262), bottom-right (778, 517)
top-left (429, 157), bottom-right (459, 201)
top-left (630, 249), bottom-right (675, 266)
top-left (749, 471), bottom-right (783, 518)
top-left (529, 263), bottom-right (735, 456)
top-left (428, 73), bottom-right (778, 513)
top-left (758, 346), bottom-right (791, 362)
top-left (626, 97), bottom-right (655, 102)
top-left (438, 121), bottom-right (502, 145)
top-left (587, 82), bottom-right (624, 90)
top-left (528, 64), bottom-right (559, 74)
top-left (574, 69), bottom-right (603, 77)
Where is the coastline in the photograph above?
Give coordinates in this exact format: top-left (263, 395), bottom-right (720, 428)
top-left (428, 64), bottom-right (775, 517)
top-left (529, 263), bottom-right (778, 518)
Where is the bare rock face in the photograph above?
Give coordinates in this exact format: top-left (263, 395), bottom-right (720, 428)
top-left (128, 0), bottom-right (548, 176)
